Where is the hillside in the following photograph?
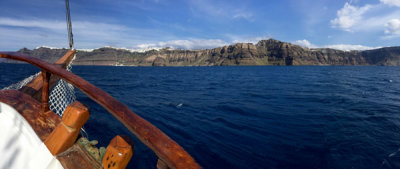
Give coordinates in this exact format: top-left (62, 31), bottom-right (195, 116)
top-left (3, 39), bottom-right (400, 66)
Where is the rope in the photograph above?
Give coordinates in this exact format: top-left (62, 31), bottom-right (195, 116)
top-left (65, 0), bottom-right (74, 49)
top-left (3, 0), bottom-right (88, 138)
top-left (64, 0), bottom-right (88, 138)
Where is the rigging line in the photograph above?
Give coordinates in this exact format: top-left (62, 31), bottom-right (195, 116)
top-left (65, 0), bottom-right (74, 49)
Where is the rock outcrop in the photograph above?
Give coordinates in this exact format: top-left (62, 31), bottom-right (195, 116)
top-left (3, 39), bottom-right (400, 66)
top-left (152, 57), bottom-right (167, 66)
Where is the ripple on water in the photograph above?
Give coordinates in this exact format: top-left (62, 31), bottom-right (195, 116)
top-left (3, 65), bottom-right (400, 169)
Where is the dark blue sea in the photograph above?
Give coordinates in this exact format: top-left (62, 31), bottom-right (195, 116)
top-left (2, 64), bottom-right (400, 169)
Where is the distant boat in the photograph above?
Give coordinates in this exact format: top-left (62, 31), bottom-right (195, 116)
top-left (113, 62), bottom-right (126, 66)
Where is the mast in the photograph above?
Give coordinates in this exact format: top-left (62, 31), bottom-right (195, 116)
top-left (65, 0), bottom-right (74, 49)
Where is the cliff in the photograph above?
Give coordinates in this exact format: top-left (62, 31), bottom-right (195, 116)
top-left (3, 39), bottom-right (400, 66)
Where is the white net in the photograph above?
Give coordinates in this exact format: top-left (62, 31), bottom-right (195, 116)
top-left (2, 54), bottom-right (76, 116)
top-left (49, 80), bottom-right (76, 116)
top-left (49, 64), bottom-right (76, 116)
top-left (2, 54), bottom-right (89, 138)
top-left (3, 72), bottom-right (40, 90)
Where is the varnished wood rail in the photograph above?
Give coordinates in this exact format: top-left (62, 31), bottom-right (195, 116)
top-left (0, 52), bottom-right (201, 169)
top-left (20, 50), bottom-right (76, 101)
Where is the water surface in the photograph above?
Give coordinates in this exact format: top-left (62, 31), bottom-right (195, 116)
top-left (2, 64), bottom-right (400, 169)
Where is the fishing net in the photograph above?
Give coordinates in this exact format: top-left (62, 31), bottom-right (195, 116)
top-left (2, 54), bottom-right (77, 116)
top-left (48, 57), bottom-right (76, 116)
top-left (1, 54), bottom-right (88, 138)
top-left (3, 0), bottom-right (77, 117)
top-left (3, 72), bottom-right (40, 90)
top-left (1, 0), bottom-right (88, 138)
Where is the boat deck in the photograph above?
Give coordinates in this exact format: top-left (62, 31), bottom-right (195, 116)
top-left (0, 90), bottom-right (101, 169)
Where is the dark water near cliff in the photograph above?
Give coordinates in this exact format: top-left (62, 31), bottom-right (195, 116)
top-left (2, 64), bottom-right (400, 169)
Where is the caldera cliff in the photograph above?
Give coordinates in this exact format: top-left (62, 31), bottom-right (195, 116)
top-left (4, 39), bottom-right (400, 66)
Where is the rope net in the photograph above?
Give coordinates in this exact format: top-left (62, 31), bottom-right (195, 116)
top-left (2, 0), bottom-right (88, 137)
top-left (2, 54), bottom-right (88, 138)
top-left (2, 54), bottom-right (77, 116)
top-left (3, 72), bottom-right (40, 90)
top-left (49, 55), bottom-right (76, 116)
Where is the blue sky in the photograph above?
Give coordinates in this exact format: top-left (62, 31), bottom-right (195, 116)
top-left (0, 0), bottom-right (399, 51)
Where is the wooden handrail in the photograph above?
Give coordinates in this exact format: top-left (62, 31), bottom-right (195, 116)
top-left (19, 50), bottom-right (76, 101)
top-left (0, 52), bottom-right (201, 169)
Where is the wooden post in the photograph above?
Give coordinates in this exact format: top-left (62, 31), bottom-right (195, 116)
top-left (41, 70), bottom-right (50, 113)
top-left (102, 135), bottom-right (133, 169)
top-left (157, 159), bottom-right (170, 169)
top-left (45, 101), bottom-right (90, 155)
top-left (19, 50), bottom-right (76, 101)
top-left (0, 52), bottom-right (202, 169)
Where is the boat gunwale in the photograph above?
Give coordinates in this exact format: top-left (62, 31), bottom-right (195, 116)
top-left (0, 52), bottom-right (201, 169)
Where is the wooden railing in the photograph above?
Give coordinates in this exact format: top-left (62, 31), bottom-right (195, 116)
top-left (0, 52), bottom-right (201, 169)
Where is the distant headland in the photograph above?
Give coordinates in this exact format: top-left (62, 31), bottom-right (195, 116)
top-left (3, 39), bottom-right (400, 66)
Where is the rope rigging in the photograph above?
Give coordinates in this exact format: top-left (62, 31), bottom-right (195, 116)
top-left (3, 0), bottom-right (87, 138)
top-left (64, 0), bottom-right (89, 138)
top-left (65, 0), bottom-right (74, 49)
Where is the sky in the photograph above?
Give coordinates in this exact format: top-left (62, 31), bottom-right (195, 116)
top-left (0, 0), bottom-right (399, 51)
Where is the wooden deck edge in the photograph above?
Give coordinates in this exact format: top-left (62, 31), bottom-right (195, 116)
top-left (57, 142), bottom-right (102, 169)
top-left (0, 89), bottom-right (61, 141)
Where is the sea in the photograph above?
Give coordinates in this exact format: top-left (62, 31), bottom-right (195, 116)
top-left (2, 64), bottom-right (400, 169)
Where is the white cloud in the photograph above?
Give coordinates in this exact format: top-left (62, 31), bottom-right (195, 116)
top-left (232, 12), bottom-right (253, 20)
top-left (0, 17), bottom-right (65, 31)
top-left (294, 39), bottom-right (317, 48)
top-left (0, 17), bottom-right (176, 50)
top-left (0, 17), bottom-right (231, 50)
top-left (294, 39), bottom-right (377, 51)
top-left (0, 17), bottom-right (128, 35)
top-left (330, 3), bottom-right (372, 32)
top-left (227, 34), bottom-right (271, 44)
top-left (188, 0), bottom-right (254, 21)
top-left (385, 19), bottom-right (400, 34)
top-left (323, 44), bottom-right (377, 51)
top-left (331, 1), bottom-right (400, 39)
top-left (0, 27), bottom-right (66, 51)
top-left (136, 35), bottom-right (273, 50)
top-left (380, 0), bottom-right (400, 7)
top-left (135, 39), bottom-right (229, 50)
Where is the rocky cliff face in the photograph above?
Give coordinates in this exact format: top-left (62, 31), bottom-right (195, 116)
top-left (4, 39), bottom-right (400, 66)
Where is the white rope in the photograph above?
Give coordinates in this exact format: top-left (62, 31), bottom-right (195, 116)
top-left (1, 54), bottom-right (89, 138)
top-left (2, 72), bottom-right (40, 90)
top-left (49, 54), bottom-right (76, 116)
top-left (2, 55), bottom-right (77, 116)
top-left (49, 79), bottom-right (76, 116)
top-left (1, 0), bottom-right (88, 138)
